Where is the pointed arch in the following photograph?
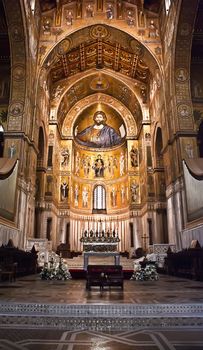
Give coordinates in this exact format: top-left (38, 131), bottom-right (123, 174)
top-left (37, 125), bottom-right (47, 168)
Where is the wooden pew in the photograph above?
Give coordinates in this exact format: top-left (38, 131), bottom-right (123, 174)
top-left (165, 247), bottom-right (203, 281)
top-left (0, 262), bottom-right (17, 282)
top-left (0, 240), bottom-right (38, 279)
top-left (86, 265), bottom-right (123, 290)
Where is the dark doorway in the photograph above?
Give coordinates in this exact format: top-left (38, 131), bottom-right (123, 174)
top-left (46, 218), bottom-right (52, 241)
top-left (34, 208), bottom-right (42, 238)
top-left (162, 209), bottom-right (168, 243)
top-left (66, 222), bottom-right (70, 247)
top-left (148, 218), bottom-right (153, 246)
top-left (129, 223), bottom-right (134, 247)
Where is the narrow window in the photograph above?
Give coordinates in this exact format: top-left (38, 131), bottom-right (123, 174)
top-left (93, 185), bottom-right (106, 211)
top-left (66, 223), bottom-right (70, 246)
top-left (129, 223), bottom-right (134, 247)
top-left (148, 218), bottom-right (153, 245)
top-left (47, 146), bottom-right (53, 167)
top-left (165, 0), bottom-right (171, 13)
top-left (46, 218), bottom-right (52, 241)
top-left (30, 0), bottom-right (35, 12)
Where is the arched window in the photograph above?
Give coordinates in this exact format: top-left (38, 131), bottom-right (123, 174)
top-left (155, 127), bottom-right (164, 168)
top-left (30, 0), bottom-right (36, 12)
top-left (165, 0), bottom-right (171, 13)
top-left (37, 127), bottom-right (45, 167)
top-left (93, 185), bottom-right (106, 212)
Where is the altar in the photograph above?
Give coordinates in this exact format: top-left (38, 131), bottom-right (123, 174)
top-left (80, 228), bottom-right (121, 270)
top-left (83, 251), bottom-right (120, 270)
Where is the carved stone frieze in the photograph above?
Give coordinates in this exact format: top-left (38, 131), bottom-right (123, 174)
top-left (175, 68), bottom-right (188, 83)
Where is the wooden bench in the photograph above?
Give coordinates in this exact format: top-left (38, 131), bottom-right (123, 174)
top-left (86, 265), bottom-right (123, 290)
top-left (0, 262), bottom-right (17, 282)
top-left (165, 248), bottom-right (203, 281)
top-left (0, 241), bottom-right (38, 277)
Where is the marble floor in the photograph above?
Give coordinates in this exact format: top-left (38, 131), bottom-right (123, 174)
top-left (0, 327), bottom-right (203, 350)
top-left (0, 273), bottom-right (203, 304)
top-left (1, 274), bottom-right (203, 349)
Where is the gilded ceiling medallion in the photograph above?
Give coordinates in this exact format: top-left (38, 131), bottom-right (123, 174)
top-left (178, 104), bottom-right (192, 118)
top-left (57, 38), bottom-right (71, 55)
top-left (175, 68), bottom-right (188, 82)
top-left (90, 25), bottom-right (109, 39)
top-left (9, 101), bottom-right (24, 116)
top-left (90, 75), bottom-right (109, 91)
top-left (13, 65), bottom-right (25, 81)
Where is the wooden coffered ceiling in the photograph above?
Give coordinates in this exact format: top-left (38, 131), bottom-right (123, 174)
top-left (46, 24), bottom-right (152, 89)
top-left (50, 38), bottom-right (149, 84)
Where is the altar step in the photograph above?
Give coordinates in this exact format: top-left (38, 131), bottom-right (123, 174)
top-left (1, 274), bottom-right (203, 332)
top-left (1, 302), bottom-right (203, 331)
top-left (65, 255), bottom-right (134, 271)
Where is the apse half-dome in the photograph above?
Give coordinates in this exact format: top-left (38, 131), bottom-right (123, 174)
top-left (74, 106), bottom-right (126, 149)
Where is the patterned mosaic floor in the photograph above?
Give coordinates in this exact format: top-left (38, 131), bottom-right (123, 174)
top-left (0, 328), bottom-right (203, 350)
top-left (1, 273), bottom-right (203, 304)
top-left (1, 273), bottom-right (203, 349)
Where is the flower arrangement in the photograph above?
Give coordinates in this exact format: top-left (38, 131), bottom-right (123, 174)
top-left (40, 256), bottom-right (72, 281)
top-left (130, 263), bottom-right (159, 281)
